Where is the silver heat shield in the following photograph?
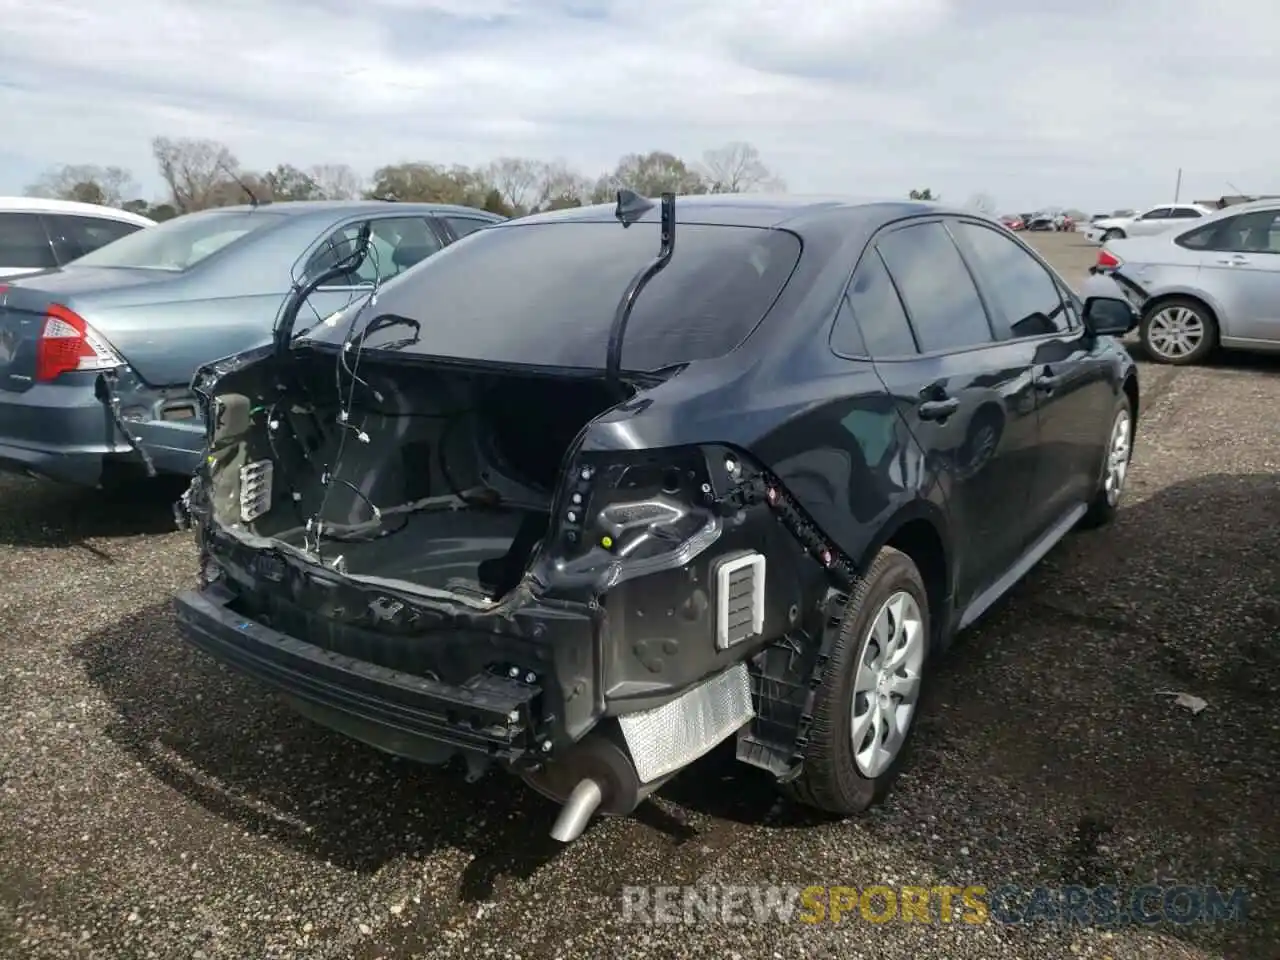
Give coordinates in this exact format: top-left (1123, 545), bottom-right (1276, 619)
top-left (617, 662), bottom-right (755, 783)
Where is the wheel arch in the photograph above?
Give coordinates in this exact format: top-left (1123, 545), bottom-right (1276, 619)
top-left (1141, 291), bottom-right (1224, 340)
top-left (1122, 369), bottom-right (1139, 422)
top-left (855, 501), bottom-right (952, 649)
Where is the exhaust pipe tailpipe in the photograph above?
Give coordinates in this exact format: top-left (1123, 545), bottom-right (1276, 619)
top-left (524, 725), bottom-right (663, 844)
top-left (549, 778), bottom-right (604, 843)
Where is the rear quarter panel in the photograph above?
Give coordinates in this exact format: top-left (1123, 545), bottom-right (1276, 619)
top-left (86, 293), bottom-right (293, 387)
top-left (1116, 262), bottom-right (1230, 327)
top-left (580, 211), bottom-right (950, 579)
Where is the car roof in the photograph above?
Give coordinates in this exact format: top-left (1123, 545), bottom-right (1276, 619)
top-left (1158, 198), bottom-right (1280, 231)
top-left (0, 195), bottom-right (155, 226)
top-left (499, 193), bottom-right (966, 231)
top-left (205, 199), bottom-right (505, 221)
top-left (1207, 198), bottom-right (1280, 215)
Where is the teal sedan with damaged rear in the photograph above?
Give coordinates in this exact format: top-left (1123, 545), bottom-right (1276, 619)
top-left (0, 200), bottom-right (502, 488)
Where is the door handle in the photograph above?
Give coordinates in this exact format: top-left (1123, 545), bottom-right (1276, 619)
top-left (918, 397), bottom-right (960, 421)
top-left (1036, 366), bottom-right (1063, 393)
top-left (1215, 255), bottom-right (1250, 265)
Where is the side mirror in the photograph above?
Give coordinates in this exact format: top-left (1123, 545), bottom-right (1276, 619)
top-left (1081, 295), bottom-right (1136, 336)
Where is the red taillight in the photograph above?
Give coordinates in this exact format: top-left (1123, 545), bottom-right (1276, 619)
top-left (34, 304), bottom-right (122, 383)
top-left (1096, 249), bottom-right (1121, 270)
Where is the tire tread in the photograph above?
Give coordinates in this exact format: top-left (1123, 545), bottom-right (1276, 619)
top-left (780, 546), bottom-right (928, 814)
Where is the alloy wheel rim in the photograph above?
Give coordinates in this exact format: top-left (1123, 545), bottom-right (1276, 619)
top-left (851, 591), bottom-right (925, 778)
top-left (1105, 410), bottom-right (1132, 505)
top-left (1147, 307), bottom-right (1205, 360)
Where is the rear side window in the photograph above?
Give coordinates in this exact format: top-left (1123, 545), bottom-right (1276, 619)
top-left (303, 221), bottom-right (802, 372)
top-left (44, 214), bottom-right (143, 263)
top-left (834, 249), bottom-right (917, 357)
top-left (311, 217), bottom-right (443, 285)
top-left (950, 221), bottom-right (1068, 338)
top-left (0, 213), bottom-right (56, 269)
top-left (1167, 208), bottom-right (1204, 219)
top-left (70, 209), bottom-right (285, 271)
top-left (875, 222), bottom-right (992, 353)
top-left (446, 216), bottom-right (493, 238)
top-left (1176, 222), bottom-right (1221, 249)
top-left (1179, 210), bottom-right (1280, 254)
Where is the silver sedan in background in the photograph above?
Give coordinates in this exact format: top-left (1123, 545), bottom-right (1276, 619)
top-left (1089, 199), bottom-right (1280, 364)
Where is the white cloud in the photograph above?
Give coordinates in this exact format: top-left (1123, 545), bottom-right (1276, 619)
top-left (1, 0), bottom-right (1277, 210)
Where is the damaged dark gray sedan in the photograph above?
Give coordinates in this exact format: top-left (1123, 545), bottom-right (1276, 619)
top-left (174, 192), bottom-right (1141, 842)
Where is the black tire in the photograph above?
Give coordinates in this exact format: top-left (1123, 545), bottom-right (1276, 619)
top-left (1139, 296), bottom-right (1218, 366)
top-left (1080, 394), bottom-right (1134, 529)
top-left (1103, 228), bottom-right (1124, 241)
top-left (781, 546), bottom-right (931, 815)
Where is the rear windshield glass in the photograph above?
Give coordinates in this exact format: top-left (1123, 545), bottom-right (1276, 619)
top-left (301, 220), bottom-right (802, 372)
top-left (69, 210), bottom-right (285, 271)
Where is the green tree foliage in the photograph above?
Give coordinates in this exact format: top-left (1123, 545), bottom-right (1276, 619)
top-left (262, 164), bottom-right (323, 202)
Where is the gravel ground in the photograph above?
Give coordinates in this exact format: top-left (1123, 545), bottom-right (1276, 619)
top-left (1, 232), bottom-right (1276, 960)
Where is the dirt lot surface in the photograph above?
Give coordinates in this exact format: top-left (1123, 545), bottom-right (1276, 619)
top-left (1, 231), bottom-right (1276, 960)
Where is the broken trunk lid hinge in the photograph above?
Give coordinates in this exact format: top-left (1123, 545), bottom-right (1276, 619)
top-left (715, 470), bottom-right (855, 587)
top-left (95, 370), bottom-right (157, 478)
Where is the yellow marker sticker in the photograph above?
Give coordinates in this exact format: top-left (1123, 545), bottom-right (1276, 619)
top-left (601, 536), bottom-right (613, 549)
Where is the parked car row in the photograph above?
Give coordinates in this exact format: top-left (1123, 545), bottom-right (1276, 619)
top-left (2, 191), bottom-right (1145, 845)
top-left (1000, 211), bottom-right (1075, 232)
top-left (1090, 198), bottom-right (1280, 364)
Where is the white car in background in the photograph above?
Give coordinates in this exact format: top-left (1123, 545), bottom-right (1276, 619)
top-left (0, 197), bottom-right (155, 279)
top-left (1082, 203), bottom-right (1215, 245)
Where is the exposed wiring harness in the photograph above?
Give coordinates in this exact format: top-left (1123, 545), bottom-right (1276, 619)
top-left (303, 244), bottom-right (384, 557)
top-left (257, 238), bottom-right (516, 557)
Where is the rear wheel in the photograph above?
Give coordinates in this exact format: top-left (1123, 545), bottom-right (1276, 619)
top-left (781, 547), bottom-right (930, 815)
top-left (1080, 396), bottom-right (1134, 529)
top-left (1140, 297), bottom-right (1217, 365)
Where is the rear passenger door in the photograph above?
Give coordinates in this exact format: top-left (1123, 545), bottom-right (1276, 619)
top-left (0, 212), bottom-right (57, 278)
top-left (948, 219), bottom-right (1113, 537)
top-left (849, 219), bottom-right (1041, 611)
top-left (1186, 207), bottom-right (1280, 342)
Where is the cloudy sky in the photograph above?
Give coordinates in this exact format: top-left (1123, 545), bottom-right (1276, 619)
top-left (1, 0), bottom-right (1277, 212)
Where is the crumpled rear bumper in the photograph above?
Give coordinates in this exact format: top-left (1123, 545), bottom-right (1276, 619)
top-left (174, 582), bottom-right (567, 763)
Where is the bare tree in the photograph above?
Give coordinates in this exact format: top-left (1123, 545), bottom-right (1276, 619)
top-left (533, 161), bottom-right (591, 211)
top-left (24, 164), bottom-right (139, 208)
top-left (309, 163), bottom-right (363, 200)
top-left (702, 142), bottom-right (784, 193)
top-left (908, 188), bottom-right (938, 201)
top-left (152, 136), bottom-right (240, 213)
top-left (485, 157), bottom-right (545, 214)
